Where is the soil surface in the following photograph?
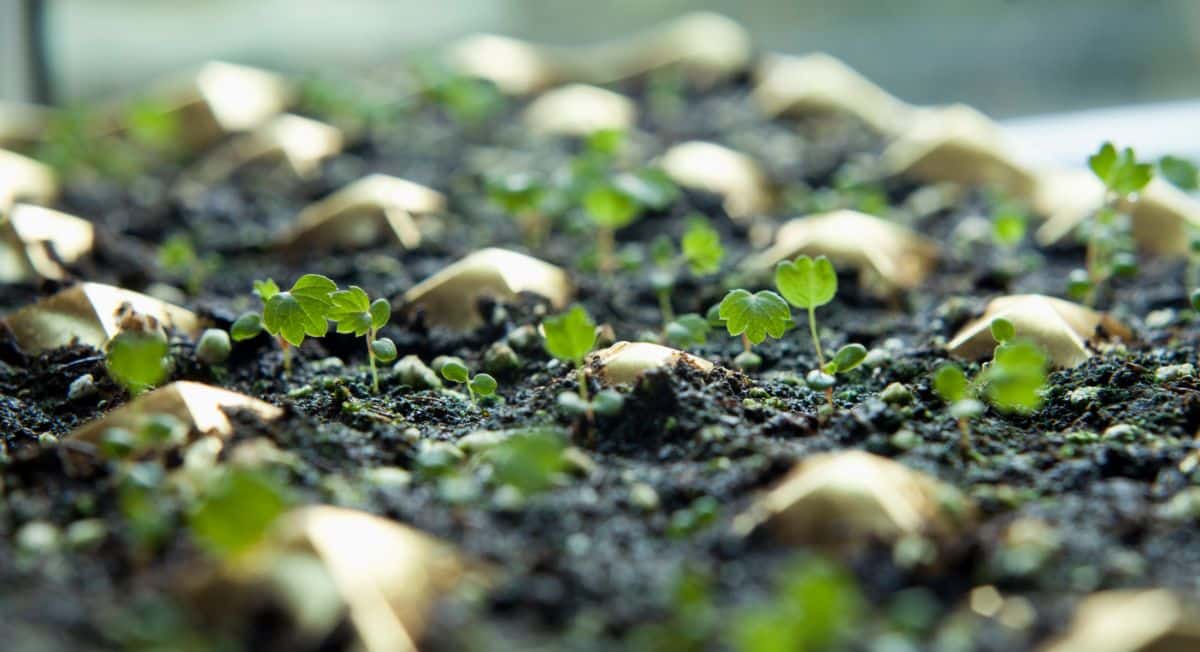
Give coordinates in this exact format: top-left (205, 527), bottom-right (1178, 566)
top-left (2, 63), bottom-right (1199, 652)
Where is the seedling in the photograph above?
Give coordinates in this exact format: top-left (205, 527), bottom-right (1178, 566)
top-left (775, 255), bottom-right (866, 407)
top-left (488, 173), bottom-right (550, 248)
top-left (157, 234), bottom-right (219, 295)
top-left (542, 304), bottom-right (622, 420)
top-left (990, 195), bottom-right (1029, 250)
top-left (933, 318), bottom-right (1048, 458)
top-left (583, 182), bottom-right (642, 273)
top-left (439, 358), bottom-right (498, 406)
top-left (1159, 155), bottom-right (1198, 191)
top-left (230, 274), bottom-right (338, 374)
top-left (188, 468), bottom-right (289, 560)
top-left (328, 286), bottom-right (397, 393)
top-left (718, 289), bottom-right (791, 370)
top-left (1072, 142), bottom-right (1153, 305)
top-left (651, 216), bottom-right (726, 340)
top-left (730, 557), bottom-right (861, 652)
top-left (105, 307), bottom-right (171, 395)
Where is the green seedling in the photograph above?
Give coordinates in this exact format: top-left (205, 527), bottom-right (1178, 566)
top-left (718, 289), bottom-right (791, 370)
top-left (488, 172), bottom-right (550, 248)
top-left (105, 309), bottom-right (171, 395)
top-left (1159, 155), bottom-right (1198, 191)
top-left (230, 274), bottom-right (337, 374)
top-left (411, 58), bottom-right (504, 126)
top-left (933, 318), bottom-right (1048, 458)
top-left (729, 556), bottom-right (862, 652)
top-left (328, 286), bottom-right (397, 393)
top-left (664, 313), bottom-right (711, 349)
top-left (651, 216), bottom-right (726, 340)
top-left (188, 468), bottom-right (289, 560)
top-left (99, 414), bottom-right (189, 461)
top-left (542, 305), bottom-right (621, 421)
top-left (482, 429), bottom-right (569, 496)
top-left (775, 255), bottom-right (866, 408)
top-left (297, 74), bottom-right (400, 133)
top-left (1072, 142), bottom-right (1153, 305)
top-left (584, 182), bottom-right (642, 274)
top-left (439, 358), bottom-right (498, 406)
top-left (194, 329), bottom-right (231, 366)
top-left (990, 195), bottom-right (1029, 250)
top-left (157, 234), bottom-right (219, 295)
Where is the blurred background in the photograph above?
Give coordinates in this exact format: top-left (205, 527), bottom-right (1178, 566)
top-left (4, 0), bottom-right (1200, 162)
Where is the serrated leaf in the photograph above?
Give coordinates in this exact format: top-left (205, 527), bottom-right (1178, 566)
top-left (1090, 142), bottom-right (1153, 196)
top-left (681, 216), bottom-right (724, 276)
top-left (542, 304), bottom-right (597, 365)
top-left (933, 364), bottom-right (969, 404)
top-left (718, 289), bottom-right (791, 345)
top-left (1088, 142), bottom-right (1116, 183)
top-left (253, 279), bottom-right (279, 301)
top-left (262, 275), bottom-right (336, 347)
top-left (329, 286), bottom-right (373, 336)
top-left (775, 255), bottom-right (837, 309)
top-left (369, 298), bottom-right (391, 329)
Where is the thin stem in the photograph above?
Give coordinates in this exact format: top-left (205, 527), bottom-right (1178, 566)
top-left (807, 306), bottom-right (825, 368)
top-left (958, 417), bottom-right (973, 458)
top-left (598, 228), bottom-right (616, 274)
top-left (367, 327), bottom-right (379, 394)
top-left (466, 380), bottom-right (476, 405)
top-left (657, 288), bottom-right (675, 326)
top-left (280, 338), bottom-right (292, 374)
top-left (825, 387), bottom-right (834, 410)
top-left (741, 333), bottom-right (751, 353)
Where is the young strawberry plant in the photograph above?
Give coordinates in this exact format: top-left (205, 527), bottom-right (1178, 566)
top-left (775, 255), bottom-right (866, 407)
top-left (439, 358), bottom-right (498, 406)
top-left (650, 216), bottom-right (725, 345)
top-left (717, 289), bottom-right (792, 370)
top-left (542, 305), bottom-right (623, 420)
top-left (933, 318), bottom-right (1048, 458)
top-left (230, 274), bottom-right (338, 374)
top-left (1070, 142), bottom-right (1152, 305)
top-left (328, 286), bottom-right (397, 393)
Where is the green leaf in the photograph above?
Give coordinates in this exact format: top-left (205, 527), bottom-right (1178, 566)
top-left (188, 470), bottom-right (288, 559)
top-left (484, 430), bottom-right (568, 495)
top-left (681, 216), bottom-right (724, 276)
top-left (992, 201), bottom-right (1028, 247)
top-left (106, 330), bottom-right (170, 394)
top-left (253, 279), bottom-right (279, 301)
top-left (1089, 142), bottom-right (1153, 196)
top-left (1160, 156), bottom-right (1199, 191)
top-left (329, 286), bottom-right (373, 336)
top-left (990, 318), bottom-right (1015, 343)
top-left (775, 255), bottom-right (837, 309)
top-left (830, 343), bottom-right (867, 373)
top-left (262, 274), bottom-right (336, 347)
top-left (441, 360), bottom-right (470, 383)
top-left (488, 173), bottom-right (546, 214)
top-left (983, 340), bottom-right (1047, 414)
top-left (665, 313), bottom-right (710, 348)
top-left (583, 184), bottom-right (641, 229)
top-left (542, 304), bottom-right (598, 365)
top-left (614, 168), bottom-right (679, 210)
top-left (369, 298), bottom-right (391, 329)
top-left (469, 373), bottom-right (497, 397)
top-left (718, 289), bottom-right (791, 345)
top-left (585, 128), bottom-right (625, 157)
top-left (230, 312), bottom-right (263, 341)
top-left (933, 364), bottom-right (969, 404)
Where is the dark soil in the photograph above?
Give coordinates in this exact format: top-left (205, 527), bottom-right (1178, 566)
top-left (2, 62), bottom-right (1199, 652)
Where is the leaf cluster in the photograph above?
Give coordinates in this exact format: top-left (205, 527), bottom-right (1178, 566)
top-left (1089, 142), bottom-right (1153, 197)
top-left (934, 318), bottom-right (1048, 417)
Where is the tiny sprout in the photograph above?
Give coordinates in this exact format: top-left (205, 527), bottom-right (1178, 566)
top-left (717, 289), bottom-right (791, 362)
top-left (195, 329), bottom-right (231, 366)
top-left (488, 173), bottom-right (549, 247)
top-left (542, 305), bottom-right (604, 419)
top-left (652, 215), bottom-right (725, 336)
top-left (664, 314), bottom-right (711, 349)
top-left (990, 197), bottom-right (1028, 249)
top-left (584, 183), bottom-right (642, 274)
top-left (1080, 142), bottom-right (1153, 305)
top-left (440, 359), bottom-right (498, 406)
top-left (328, 286), bottom-right (396, 393)
top-left (231, 274), bottom-right (337, 374)
top-left (933, 320), bottom-right (1048, 459)
top-left (105, 307), bottom-right (171, 395)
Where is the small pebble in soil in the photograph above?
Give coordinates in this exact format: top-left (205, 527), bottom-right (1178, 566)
top-left (492, 485), bottom-right (526, 511)
top-left (880, 382), bottom-right (914, 405)
top-left (862, 348), bottom-right (892, 368)
top-left (67, 374), bottom-right (97, 401)
top-left (629, 483), bottom-right (660, 511)
top-left (734, 351), bottom-right (762, 370)
top-left (483, 342), bottom-right (521, 375)
top-left (1102, 423), bottom-right (1142, 443)
top-left (1155, 363), bottom-right (1194, 382)
top-left (65, 519), bottom-right (107, 549)
top-left (890, 428), bottom-right (920, 451)
top-left (17, 521), bottom-right (60, 554)
top-left (1068, 386), bottom-right (1103, 406)
top-left (1144, 308), bottom-right (1176, 329)
top-left (363, 466), bottom-right (412, 489)
top-left (394, 355), bottom-right (442, 389)
top-left (37, 433), bottom-right (58, 450)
